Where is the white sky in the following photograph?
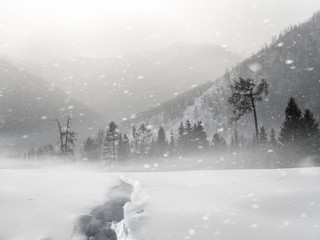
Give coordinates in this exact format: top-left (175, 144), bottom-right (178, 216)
top-left (1, 0), bottom-right (320, 62)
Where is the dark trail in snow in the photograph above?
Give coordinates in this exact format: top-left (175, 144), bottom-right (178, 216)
top-left (73, 181), bottom-right (133, 240)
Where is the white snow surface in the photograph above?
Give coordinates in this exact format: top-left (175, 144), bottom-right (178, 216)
top-left (0, 160), bottom-right (320, 240)
top-left (132, 168), bottom-right (320, 240)
top-left (0, 167), bottom-right (120, 240)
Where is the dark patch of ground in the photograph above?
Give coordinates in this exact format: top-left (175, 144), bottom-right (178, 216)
top-left (73, 181), bottom-right (133, 240)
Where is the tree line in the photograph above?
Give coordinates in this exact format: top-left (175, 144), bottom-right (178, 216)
top-left (25, 78), bottom-right (320, 169)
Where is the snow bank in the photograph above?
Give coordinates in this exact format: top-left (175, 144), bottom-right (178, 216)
top-left (112, 177), bottom-right (150, 240)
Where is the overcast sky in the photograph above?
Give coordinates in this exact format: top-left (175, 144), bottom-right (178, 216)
top-left (1, 0), bottom-right (320, 62)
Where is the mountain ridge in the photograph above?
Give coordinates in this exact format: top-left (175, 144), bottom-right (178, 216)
top-left (35, 42), bottom-right (243, 121)
top-left (122, 12), bottom-right (320, 141)
top-left (0, 59), bottom-right (105, 152)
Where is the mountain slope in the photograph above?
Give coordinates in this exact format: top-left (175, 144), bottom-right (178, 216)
top-left (123, 12), bottom-right (320, 141)
top-left (36, 43), bottom-right (242, 121)
top-left (0, 60), bottom-right (104, 152)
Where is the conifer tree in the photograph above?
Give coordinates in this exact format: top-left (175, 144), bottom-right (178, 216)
top-left (278, 98), bottom-right (303, 148)
top-left (103, 121), bottom-right (120, 166)
top-left (192, 121), bottom-right (209, 151)
top-left (301, 109), bottom-right (320, 154)
top-left (278, 98), bottom-right (305, 166)
top-left (228, 78), bottom-right (268, 140)
top-left (156, 126), bottom-right (168, 155)
top-left (137, 123), bottom-right (152, 156)
top-left (184, 119), bottom-right (193, 150)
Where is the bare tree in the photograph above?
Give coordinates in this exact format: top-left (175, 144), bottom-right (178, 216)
top-left (55, 118), bottom-right (64, 153)
top-left (55, 116), bottom-right (77, 156)
top-left (228, 78), bottom-right (268, 140)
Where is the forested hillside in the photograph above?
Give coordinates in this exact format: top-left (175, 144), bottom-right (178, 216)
top-left (124, 12), bottom-right (320, 142)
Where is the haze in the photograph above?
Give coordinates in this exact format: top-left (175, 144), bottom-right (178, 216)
top-left (1, 0), bottom-right (320, 62)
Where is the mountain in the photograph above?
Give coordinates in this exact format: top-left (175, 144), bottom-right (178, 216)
top-left (35, 43), bottom-right (242, 121)
top-left (0, 60), bottom-right (104, 153)
top-left (122, 12), bottom-right (320, 141)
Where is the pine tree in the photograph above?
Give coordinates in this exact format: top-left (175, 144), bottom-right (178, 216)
top-left (228, 78), bottom-right (268, 140)
top-left (103, 121), bottom-right (120, 166)
top-left (301, 109), bottom-right (320, 154)
top-left (278, 98), bottom-right (303, 148)
top-left (184, 119), bottom-right (193, 151)
top-left (137, 123), bottom-right (152, 157)
top-left (278, 98), bottom-right (304, 165)
top-left (156, 126), bottom-right (168, 156)
top-left (192, 121), bottom-right (209, 151)
top-left (177, 122), bottom-right (186, 153)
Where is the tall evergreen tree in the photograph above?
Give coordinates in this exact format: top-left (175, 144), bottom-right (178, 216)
top-left (103, 121), bottom-right (120, 166)
top-left (137, 123), bottom-right (152, 156)
top-left (184, 119), bottom-right (193, 150)
top-left (278, 98), bottom-right (303, 148)
top-left (301, 109), bottom-right (320, 154)
top-left (192, 121), bottom-right (209, 151)
top-left (278, 98), bottom-right (305, 166)
top-left (228, 78), bottom-right (268, 140)
top-left (156, 126), bottom-right (168, 155)
top-left (177, 122), bottom-right (186, 152)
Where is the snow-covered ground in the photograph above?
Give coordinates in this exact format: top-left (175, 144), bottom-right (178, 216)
top-left (0, 160), bottom-right (319, 240)
top-left (0, 167), bottom-right (120, 240)
top-left (131, 168), bottom-right (320, 240)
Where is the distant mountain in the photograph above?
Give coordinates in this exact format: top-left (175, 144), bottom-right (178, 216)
top-left (0, 60), bottom-right (104, 152)
top-left (123, 12), bottom-right (320, 141)
top-left (35, 43), bottom-right (242, 121)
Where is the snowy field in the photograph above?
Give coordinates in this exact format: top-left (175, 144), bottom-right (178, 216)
top-left (0, 160), bottom-right (320, 240)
